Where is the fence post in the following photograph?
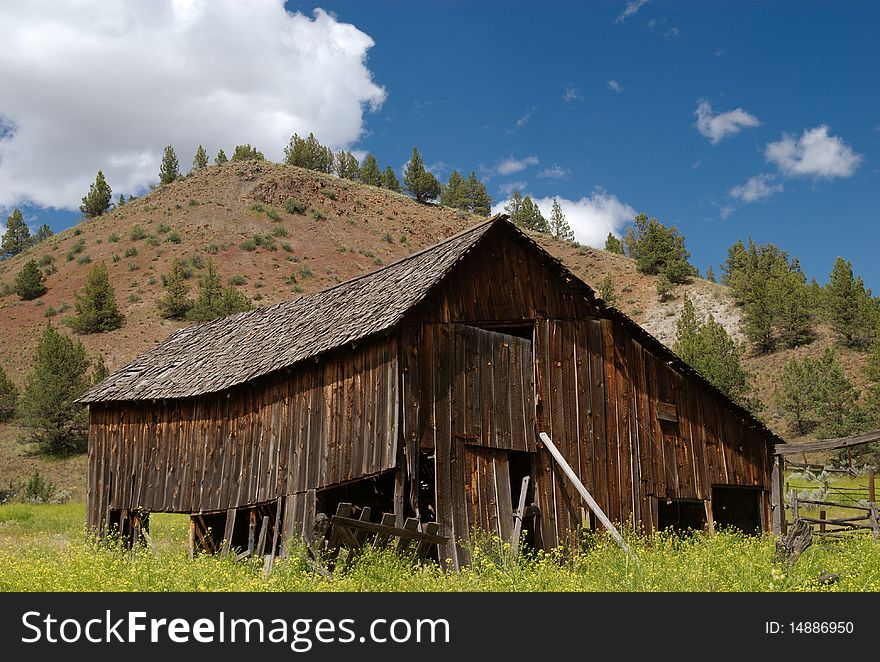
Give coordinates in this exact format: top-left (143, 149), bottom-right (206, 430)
top-left (819, 510), bottom-right (826, 534)
top-left (869, 468), bottom-right (876, 504)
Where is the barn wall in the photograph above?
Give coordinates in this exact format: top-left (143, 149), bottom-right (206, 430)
top-left (87, 335), bottom-right (398, 530)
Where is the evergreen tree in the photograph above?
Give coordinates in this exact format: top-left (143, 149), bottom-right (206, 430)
top-left (505, 191), bottom-right (549, 232)
top-left (705, 265), bottom-right (716, 283)
top-left (156, 258), bottom-right (193, 320)
top-left (66, 262), bottom-right (123, 334)
top-left (214, 149), bottom-right (228, 165)
top-left (403, 147), bottom-right (441, 203)
top-left (466, 171), bottom-right (491, 216)
top-left (117, 194), bottom-right (126, 208)
top-left (334, 150), bottom-right (360, 180)
top-left (865, 323), bottom-right (880, 428)
top-left (186, 261), bottom-right (252, 321)
top-left (14, 259), bottom-right (47, 300)
top-left (548, 198), bottom-right (575, 241)
top-left (721, 239), bottom-right (747, 288)
top-left (673, 295), bottom-right (757, 411)
top-left (79, 170), bottom-right (112, 218)
top-left (218, 286), bottom-right (253, 317)
top-left (825, 257), bottom-right (877, 350)
top-left (231, 144), bottom-right (265, 161)
top-left (359, 153), bottom-right (383, 187)
top-left (656, 274), bottom-right (674, 302)
top-left (381, 166), bottom-right (402, 192)
top-left (604, 233), bottom-right (624, 254)
top-left (769, 258), bottom-right (813, 348)
top-left (159, 145), bottom-right (180, 185)
top-left (283, 133), bottom-right (332, 172)
top-left (598, 273), bottom-right (617, 305)
top-left (34, 224), bottom-right (53, 244)
top-left (20, 324), bottom-right (90, 455)
top-left (192, 144), bottom-right (208, 170)
top-left (2, 208), bottom-right (30, 255)
top-left (623, 213), bottom-right (696, 283)
top-left (0, 364), bottom-right (18, 421)
top-left (439, 170), bottom-right (468, 209)
top-left (774, 357), bottom-right (822, 436)
top-left (91, 354), bottom-right (109, 386)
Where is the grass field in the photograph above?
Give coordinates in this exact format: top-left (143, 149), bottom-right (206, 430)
top-left (1, 502), bottom-right (879, 592)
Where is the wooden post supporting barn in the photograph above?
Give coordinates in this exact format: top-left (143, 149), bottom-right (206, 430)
top-left (80, 216), bottom-right (781, 565)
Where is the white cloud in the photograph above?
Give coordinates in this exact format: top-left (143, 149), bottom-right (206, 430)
top-left (0, 1), bottom-right (386, 210)
top-left (719, 205), bottom-right (736, 219)
top-left (538, 165), bottom-right (569, 179)
top-left (497, 181), bottom-right (526, 198)
top-left (616, 0), bottom-right (649, 23)
top-left (729, 174), bottom-right (783, 202)
top-left (515, 109), bottom-right (534, 128)
top-left (694, 100), bottom-right (761, 144)
top-left (607, 80), bottom-right (624, 94)
top-left (764, 125), bottom-right (862, 179)
top-left (562, 85), bottom-right (581, 103)
top-left (492, 189), bottom-right (636, 247)
top-left (495, 156), bottom-right (539, 176)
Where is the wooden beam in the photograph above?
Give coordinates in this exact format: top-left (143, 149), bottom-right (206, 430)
top-left (331, 516), bottom-right (448, 545)
top-left (256, 515), bottom-right (269, 557)
top-left (220, 508), bottom-right (236, 558)
top-left (771, 456), bottom-right (783, 536)
top-left (773, 429), bottom-right (880, 456)
top-left (511, 476), bottom-right (530, 558)
top-left (538, 432), bottom-right (631, 556)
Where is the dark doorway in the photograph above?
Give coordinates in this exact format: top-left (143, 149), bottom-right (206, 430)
top-left (418, 450), bottom-right (436, 524)
top-left (508, 450), bottom-right (537, 550)
top-left (712, 486), bottom-right (762, 534)
top-left (315, 471), bottom-right (396, 523)
top-left (657, 499), bottom-right (707, 533)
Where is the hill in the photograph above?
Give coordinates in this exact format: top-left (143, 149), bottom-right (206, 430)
top-left (0, 161), bottom-right (870, 495)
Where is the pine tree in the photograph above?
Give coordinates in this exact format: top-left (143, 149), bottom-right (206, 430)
top-left (813, 349), bottom-right (866, 439)
top-left (548, 199), bottom-right (575, 241)
top-left (20, 324), bottom-right (90, 455)
top-left (624, 213), bottom-right (696, 283)
top-left (673, 295), bottom-right (756, 411)
top-left (334, 150), bottom-right (360, 180)
top-left (34, 224), bottom-right (53, 244)
top-left (769, 259), bottom-right (813, 348)
top-left (187, 260), bottom-right (223, 322)
top-left (192, 144), bottom-right (208, 170)
top-left (505, 192), bottom-right (549, 233)
top-left (865, 323), bottom-right (880, 427)
top-left (117, 194), bottom-right (126, 208)
top-left (14, 259), bottom-right (47, 300)
top-left (656, 274), bottom-right (674, 302)
top-left (598, 273), bottom-right (617, 305)
top-left (705, 265), bottom-right (716, 283)
top-left (404, 147), bottom-right (441, 203)
top-left (231, 144), bottom-right (264, 161)
top-left (91, 354), bottom-right (109, 385)
top-left (218, 286), bottom-right (253, 317)
top-left (214, 149), bottom-right (228, 165)
top-left (439, 170), bottom-right (468, 210)
top-left (0, 364), bottom-right (18, 421)
top-left (466, 171), bottom-right (491, 216)
top-left (381, 166), bottom-right (402, 192)
top-left (359, 153), bottom-right (383, 187)
top-left (79, 170), bottom-right (112, 218)
top-left (604, 233), bottom-right (624, 254)
top-left (774, 357), bottom-right (820, 436)
top-left (159, 145), bottom-right (180, 185)
top-left (283, 133), bottom-right (331, 172)
top-left (2, 209), bottom-right (31, 256)
top-left (156, 258), bottom-right (193, 320)
top-left (721, 239), bottom-right (747, 289)
top-left (66, 262), bottom-right (123, 334)
top-left (825, 257), bottom-right (877, 350)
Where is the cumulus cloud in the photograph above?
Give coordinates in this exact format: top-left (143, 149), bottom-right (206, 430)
top-left (494, 156), bottom-right (539, 176)
top-left (694, 101), bottom-right (761, 144)
top-left (616, 0), bottom-right (649, 23)
top-left (729, 174), bottom-right (783, 202)
top-left (607, 80), bottom-right (624, 94)
top-left (538, 165), bottom-right (569, 179)
top-left (764, 125), bottom-right (862, 179)
top-left (0, 1), bottom-right (386, 210)
top-left (492, 189), bottom-right (636, 247)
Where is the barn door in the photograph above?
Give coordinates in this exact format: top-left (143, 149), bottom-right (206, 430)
top-left (451, 324), bottom-right (536, 452)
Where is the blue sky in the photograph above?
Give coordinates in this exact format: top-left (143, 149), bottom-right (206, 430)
top-left (2, 1), bottom-right (878, 290)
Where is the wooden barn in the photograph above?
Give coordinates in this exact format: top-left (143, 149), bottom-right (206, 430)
top-left (81, 215), bottom-right (782, 567)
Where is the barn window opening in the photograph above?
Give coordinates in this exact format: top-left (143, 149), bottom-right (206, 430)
top-left (657, 498), bottom-right (707, 533)
top-left (467, 321), bottom-right (534, 342)
top-left (712, 486), bottom-right (762, 535)
top-left (315, 471), bottom-right (396, 523)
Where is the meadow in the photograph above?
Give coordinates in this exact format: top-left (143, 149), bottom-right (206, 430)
top-left (1, 502), bottom-right (879, 592)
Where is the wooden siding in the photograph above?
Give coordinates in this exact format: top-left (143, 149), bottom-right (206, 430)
top-left (87, 336), bottom-right (398, 529)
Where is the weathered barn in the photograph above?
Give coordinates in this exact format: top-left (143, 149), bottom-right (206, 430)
top-left (81, 215), bottom-right (781, 567)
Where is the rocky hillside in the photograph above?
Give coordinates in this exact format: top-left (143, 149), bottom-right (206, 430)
top-left (0, 161), bottom-right (869, 442)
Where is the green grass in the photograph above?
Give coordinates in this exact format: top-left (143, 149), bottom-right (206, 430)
top-left (1, 503), bottom-right (879, 592)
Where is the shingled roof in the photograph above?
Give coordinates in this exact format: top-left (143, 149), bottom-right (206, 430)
top-left (80, 218), bottom-right (498, 402)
